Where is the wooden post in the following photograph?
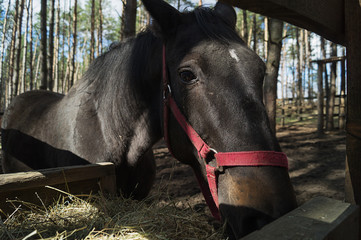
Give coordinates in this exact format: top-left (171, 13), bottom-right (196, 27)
top-left (345, 0), bottom-right (361, 239)
top-left (317, 62), bottom-right (324, 135)
top-left (339, 58), bottom-right (346, 130)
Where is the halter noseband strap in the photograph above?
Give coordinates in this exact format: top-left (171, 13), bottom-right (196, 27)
top-left (162, 45), bottom-right (288, 221)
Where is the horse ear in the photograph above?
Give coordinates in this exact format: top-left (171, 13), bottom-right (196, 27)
top-left (142, 0), bottom-right (181, 37)
top-left (214, 2), bottom-right (237, 29)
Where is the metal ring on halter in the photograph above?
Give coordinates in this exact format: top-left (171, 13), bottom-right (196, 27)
top-left (163, 84), bottom-right (172, 99)
top-left (209, 148), bottom-right (218, 154)
top-left (209, 148), bottom-right (225, 173)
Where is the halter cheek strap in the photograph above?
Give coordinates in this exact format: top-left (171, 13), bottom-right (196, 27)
top-left (162, 45), bottom-right (288, 221)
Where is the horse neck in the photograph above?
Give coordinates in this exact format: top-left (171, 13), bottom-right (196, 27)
top-left (78, 32), bottom-right (164, 164)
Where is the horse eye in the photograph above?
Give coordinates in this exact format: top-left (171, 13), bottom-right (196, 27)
top-left (179, 70), bottom-right (197, 84)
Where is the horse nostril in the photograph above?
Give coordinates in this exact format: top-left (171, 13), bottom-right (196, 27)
top-left (220, 204), bottom-right (274, 239)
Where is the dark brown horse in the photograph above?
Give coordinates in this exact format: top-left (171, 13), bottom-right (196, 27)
top-left (1, 0), bottom-right (297, 238)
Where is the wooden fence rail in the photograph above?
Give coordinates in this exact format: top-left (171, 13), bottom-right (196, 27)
top-left (276, 95), bottom-right (346, 130)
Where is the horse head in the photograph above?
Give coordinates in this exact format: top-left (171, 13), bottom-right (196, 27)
top-left (142, 0), bottom-right (297, 238)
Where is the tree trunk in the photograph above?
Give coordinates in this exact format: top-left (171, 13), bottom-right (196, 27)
top-left (263, 18), bottom-right (284, 133)
top-left (48, 0), bottom-right (55, 91)
top-left (90, 0), bottom-right (95, 63)
top-left (40, 0), bottom-right (48, 90)
top-left (252, 13), bottom-right (257, 52)
top-left (264, 17), bottom-right (268, 60)
top-left (70, 0), bottom-right (78, 88)
top-left (31, 36), bottom-right (39, 91)
top-left (0, 0), bottom-right (11, 109)
top-left (98, 0), bottom-right (103, 56)
top-left (29, 0), bottom-right (33, 91)
top-left (305, 30), bottom-right (312, 104)
top-left (13, 0), bottom-right (25, 96)
top-left (9, 0), bottom-right (19, 99)
top-left (296, 28), bottom-right (303, 121)
top-left (53, 0), bottom-right (60, 92)
top-left (34, 54), bottom-right (41, 89)
top-left (64, 5), bottom-right (72, 92)
top-left (317, 62), bottom-right (324, 136)
top-left (20, 0), bottom-right (31, 94)
top-left (291, 43), bottom-right (296, 102)
top-left (122, 0), bottom-right (137, 39)
top-left (320, 37), bottom-right (329, 129)
top-left (327, 43), bottom-right (337, 130)
top-left (280, 24), bottom-right (288, 127)
top-left (242, 10), bottom-right (248, 44)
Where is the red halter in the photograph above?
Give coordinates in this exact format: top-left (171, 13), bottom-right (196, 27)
top-left (162, 45), bottom-right (288, 220)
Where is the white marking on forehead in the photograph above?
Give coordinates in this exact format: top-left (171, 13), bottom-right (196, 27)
top-left (229, 48), bottom-right (240, 62)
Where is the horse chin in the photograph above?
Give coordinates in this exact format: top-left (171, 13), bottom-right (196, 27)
top-left (219, 204), bottom-right (274, 239)
top-left (217, 167), bottom-right (297, 239)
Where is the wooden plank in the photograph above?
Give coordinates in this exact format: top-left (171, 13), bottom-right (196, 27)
top-left (311, 56), bottom-right (346, 64)
top-left (0, 178), bottom-right (100, 215)
top-left (243, 197), bottom-right (359, 240)
top-left (0, 162), bottom-right (116, 192)
top-left (0, 162), bottom-right (117, 216)
top-left (345, 1), bottom-right (361, 239)
top-left (220, 0), bottom-right (345, 45)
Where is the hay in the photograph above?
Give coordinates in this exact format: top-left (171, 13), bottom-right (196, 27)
top-left (0, 186), bottom-right (226, 240)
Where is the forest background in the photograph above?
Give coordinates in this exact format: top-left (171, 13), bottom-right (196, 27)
top-left (0, 0), bottom-right (345, 132)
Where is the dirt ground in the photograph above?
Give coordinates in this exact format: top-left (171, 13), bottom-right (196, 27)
top-left (151, 125), bottom-right (346, 210)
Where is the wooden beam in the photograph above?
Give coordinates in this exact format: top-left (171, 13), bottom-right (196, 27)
top-left (220, 0), bottom-right (345, 45)
top-left (311, 56), bottom-right (346, 64)
top-left (345, 1), bottom-right (361, 239)
top-left (0, 162), bottom-right (116, 192)
top-left (243, 197), bottom-right (359, 239)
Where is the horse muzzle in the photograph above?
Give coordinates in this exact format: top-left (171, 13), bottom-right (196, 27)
top-left (217, 166), bottom-right (298, 239)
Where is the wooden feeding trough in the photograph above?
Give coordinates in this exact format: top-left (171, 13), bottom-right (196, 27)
top-left (0, 162), bottom-right (116, 216)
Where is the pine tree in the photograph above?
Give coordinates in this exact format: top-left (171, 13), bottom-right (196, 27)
top-left (264, 18), bottom-right (284, 133)
top-left (70, 0), bottom-right (78, 88)
top-left (0, 0), bottom-right (11, 109)
top-left (20, 0), bottom-right (30, 94)
top-left (98, 0), bottom-right (103, 55)
top-left (90, 0), bottom-right (95, 62)
top-left (48, 0), bottom-right (55, 91)
top-left (13, 0), bottom-right (25, 96)
top-left (122, 0), bottom-right (137, 39)
top-left (40, 0), bottom-right (48, 90)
